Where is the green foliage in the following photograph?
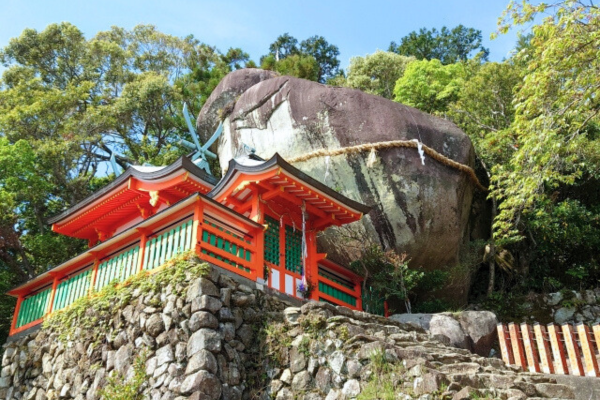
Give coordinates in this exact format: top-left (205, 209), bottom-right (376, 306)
top-left (357, 349), bottom-right (404, 400)
top-left (412, 299), bottom-right (453, 314)
top-left (389, 25), bottom-right (489, 64)
top-left (478, 292), bottom-right (526, 322)
top-left (393, 59), bottom-right (467, 114)
top-left (350, 245), bottom-right (448, 311)
top-left (43, 252), bottom-right (207, 342)
top-left (99, 351), bottom-right (148, 400)
top-left (0, 23), bottom-right (245, 339)
top-left (260, 54), bottom-right (320, 81)
top-left (343, 51), bottom-right (415, 99)
top-left (263, 33), bottom-right (340, 82)
top-left (525, 199), bottom-right (600, 290)
top-left (491, 1), bottom-right (600, 244)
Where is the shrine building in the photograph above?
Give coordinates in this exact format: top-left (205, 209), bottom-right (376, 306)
top-left (7, 153), bottom-right (370, 336)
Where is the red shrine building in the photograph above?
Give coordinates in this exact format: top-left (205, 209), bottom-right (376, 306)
top-left (7, 153), bottom-right (370, 336)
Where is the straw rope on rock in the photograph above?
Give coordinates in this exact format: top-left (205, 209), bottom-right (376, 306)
top-left (287, 140), bottom-right (488, 193)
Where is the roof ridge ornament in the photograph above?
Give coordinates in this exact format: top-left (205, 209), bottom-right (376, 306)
top-left (179, 103), bottom-right (223, 176)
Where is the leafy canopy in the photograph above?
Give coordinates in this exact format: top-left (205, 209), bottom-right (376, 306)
top-left (491, 1), bottom-right (600, 244)
top-left (389, 25), bottom-right (489, 64)
top-left (262, 33), bottom-right (340, 83)
top-left (343, 51), bottom-right (415, 99)
top-left (393, 58), bottom-right (467, 115)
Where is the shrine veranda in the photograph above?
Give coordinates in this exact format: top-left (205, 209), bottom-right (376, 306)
top-left (6, 153), bottom-right (372, 336)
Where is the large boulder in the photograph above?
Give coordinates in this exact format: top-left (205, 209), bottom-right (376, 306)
top-left (389, 311), bottom-right (498, 356)
top-left (198, 69), bottom-right (480, 304)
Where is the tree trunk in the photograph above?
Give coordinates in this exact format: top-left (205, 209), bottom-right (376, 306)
top-left (487, 197), bottom-right (498, 297)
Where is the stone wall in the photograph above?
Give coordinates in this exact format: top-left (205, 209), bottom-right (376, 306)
top-left (0, 258), bottom-right (579, 399)
top-left (542, 289), bottom-right (600, 325)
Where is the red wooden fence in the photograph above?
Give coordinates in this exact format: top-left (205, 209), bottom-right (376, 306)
top-left (498, 322), bottom-right (600, 377)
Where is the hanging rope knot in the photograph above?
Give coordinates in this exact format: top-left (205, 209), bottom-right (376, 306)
top-left (366, 148), bottom-right (378, 168)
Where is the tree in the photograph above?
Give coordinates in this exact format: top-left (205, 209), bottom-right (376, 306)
top-left (491, 1), bottom-right (600, 245)
top-left (267, 33), bottom-right (299, 59)
top-left (222, 48), bottom-right (252, 70)
top-left (393, 58), bottom-right (467, 114)
top-left (263, 33), bottom-right (340, 82)
top-left (389, 25), bottom-right (489, 64)
top-left (448, 62), bottom-right (522, 294)
top-left (299, 35), bottom-right (340, 82)
top-left (260, 54), bottom-right (319, 81)
top-left (344, 51), bottom-right (415, 99)
top-left (0, 22), bottom-right (243, 285)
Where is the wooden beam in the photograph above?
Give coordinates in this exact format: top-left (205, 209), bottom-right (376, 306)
top-left (521, 323), bottom-right (540, 372)
top-left (497, 324), bottom-right (514, 365)
top-left (577, 324), bottom-right (599, 377)
top-left (534, 323), bottom-right (554, 374)
top-left (508, 323), bottom-right (527, 369)
top-left (562, 324), bottom-right (584, 376)
top-left (548, 324), bottom-right (568, 375)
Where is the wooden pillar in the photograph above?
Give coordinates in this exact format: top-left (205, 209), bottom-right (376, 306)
top-left (90, 256), bottom-right (101, 291)
top-left (192, 198), bottom-right (204, 247)
top-left (249, 191), bottom-right (265, 282)
top-left (497, 324), bottom-right (514, 365)
top-left (307, 231), bottom-right (319, 301)
top-left (534, 323), bottom-right (554, 374)
top-left (508, 323), bottom-right (527, 369)
top-left (355, 279), bottom-right (363, 311)
top-left (521, 323), bottom-right (540, 372)
top-left (548, 324), bottom-right (568, 375)
top-left (279, 219), bottom-right (286, 294)
top-left (137, 229), bottom-right (149, 272)
top-left (577, 324), bottom-right (599, 377)
top-left (9, 296), bottom-right (24, 336)
top-left (46, 276), bottom-right (60, 316)
top-left (562, 324), bottom-right (584, 376)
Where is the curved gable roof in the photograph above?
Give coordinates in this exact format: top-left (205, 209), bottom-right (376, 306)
top-left (48, 156), bottom-right (217, 225)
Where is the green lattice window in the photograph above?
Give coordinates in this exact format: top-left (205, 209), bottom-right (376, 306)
top-left (285, 225), bottom-right (302, 274)
top-left (16, 287), bottom-right (52, 328)
top-left (264, 216), bottom-right (280, 265)
top-left (318, 282), bottom-right (357, 307)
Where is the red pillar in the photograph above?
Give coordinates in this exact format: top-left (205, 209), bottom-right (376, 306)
top-left (9, 296), bottom-right (24, 336)
top-left (137, 229), bottom-right (149, 272)
top-left (249, 190), bottom-right (265, 282)
top-left (306, 231), bottom-right (319, 301)
top-left (46, 276), bottom-right (59, 316)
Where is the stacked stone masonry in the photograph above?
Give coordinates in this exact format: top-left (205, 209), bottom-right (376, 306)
top-left (0, 263), bottom-right (577, 400)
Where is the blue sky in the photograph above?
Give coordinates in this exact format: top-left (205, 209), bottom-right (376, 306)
top-left (0, 0), bottom-right (524, 70)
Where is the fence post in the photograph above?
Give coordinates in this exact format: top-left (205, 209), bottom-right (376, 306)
top-left (497, 324), bottom-right (514, 365)
top-left (534, 323), bottom-right (554, 374)
top-left (562, 324), bottom-right (584, 376)
top-left (521, 323), bottom-right (540, 373)
top-left (592, 325), bottom-right (600, 356)
top-left (548, 324), bottom-right (568, 375)
top-left (508, 323), bottom-right (527, 369)
top-left (577, 323), bottom-right (599, 377)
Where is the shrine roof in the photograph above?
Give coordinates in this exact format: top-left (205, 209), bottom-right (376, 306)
top-left (209, 153), bottom-right (371, 219)
top-left (9, 192), bottom-right (261, 297)
top-left (47, 156), bottom-right (217, 237)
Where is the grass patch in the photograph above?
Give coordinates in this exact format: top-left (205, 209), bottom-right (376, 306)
top-left (357, 349), bottom-right (405, 400)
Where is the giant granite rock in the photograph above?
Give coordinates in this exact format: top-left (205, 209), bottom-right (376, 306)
top-left (198, 69), bottom-right (478, 303)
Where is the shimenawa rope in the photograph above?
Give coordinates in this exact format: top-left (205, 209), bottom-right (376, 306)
top-left (287, 140), bottom-right (487, 192)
